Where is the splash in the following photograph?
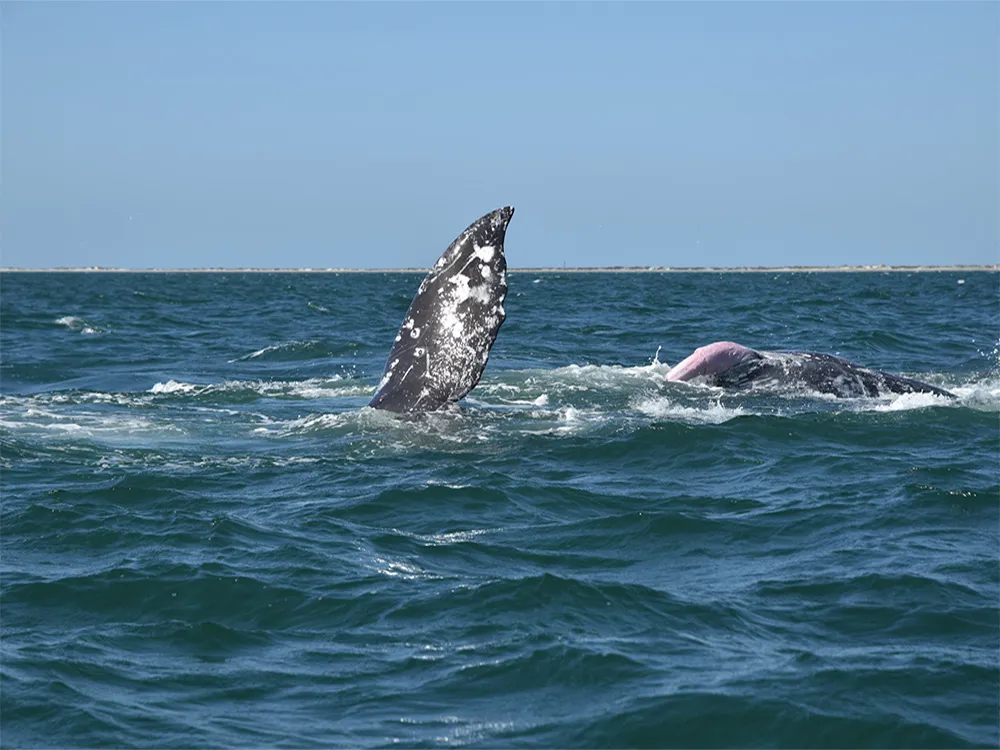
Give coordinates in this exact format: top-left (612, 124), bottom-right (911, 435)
top-left (634, 396), bottom-right (746, 424)
top-left (871, 391), bottom-right (956, 412)
top-left (150, 380), bottom-right (201, 395)
top-left (149, 376), bottom-right (357, 400)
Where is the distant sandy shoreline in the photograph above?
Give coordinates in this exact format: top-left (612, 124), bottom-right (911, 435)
top-left (2, 265), bottom-right (997, 274)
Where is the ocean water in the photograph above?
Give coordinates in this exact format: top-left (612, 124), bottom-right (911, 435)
top-left (1, 269), bottom-right (998, 749)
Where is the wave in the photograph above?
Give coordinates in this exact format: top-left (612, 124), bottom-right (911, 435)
top-left (0, 405), bottom-right (182, 442)
top-left (149, 379), bottom-right (200, 395)
top-left (228, 340), bottom-right (338, 363)
top-left (54, 315), bottom-right (103, 335)
top-left (147, 376), bottom-right (368, 401)
top-left (2, 361), bottom-right (996, 459)
top-left (2, 376), bottom-right (368, 407)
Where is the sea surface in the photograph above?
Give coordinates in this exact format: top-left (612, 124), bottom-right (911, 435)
top-left (2, 270), bottom-right (998, 749)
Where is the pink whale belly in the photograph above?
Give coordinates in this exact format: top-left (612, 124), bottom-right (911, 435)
top-left (666, 341), bottom-right (760, 382)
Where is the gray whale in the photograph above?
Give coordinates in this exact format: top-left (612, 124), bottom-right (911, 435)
top-left (369, 207), bottom-right (514, 413)
top-left (666, 341), bottom-right (955, 399)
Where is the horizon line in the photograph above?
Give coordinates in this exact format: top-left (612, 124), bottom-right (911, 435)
top-left (1, 264), bottom-right (997, 274)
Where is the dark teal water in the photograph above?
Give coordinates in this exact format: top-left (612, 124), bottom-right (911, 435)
top-left (2, 270), bottom-right (998, 748)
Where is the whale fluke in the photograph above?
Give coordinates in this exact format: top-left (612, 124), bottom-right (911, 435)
top-left (369, 207), bottom-right (514, 413)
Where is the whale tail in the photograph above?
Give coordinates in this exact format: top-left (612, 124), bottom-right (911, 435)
top-left (369, 207), bottom-right (514, 413)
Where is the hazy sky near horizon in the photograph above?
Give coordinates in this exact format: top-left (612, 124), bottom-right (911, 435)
top-left (4, 2), bottom-right (998, 269)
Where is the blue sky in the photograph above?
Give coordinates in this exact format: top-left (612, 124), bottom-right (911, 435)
top-left (3, 2), bottom-right (998, 269)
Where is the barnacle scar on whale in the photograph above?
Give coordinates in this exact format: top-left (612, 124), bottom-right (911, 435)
top-left (369, 207), bottom-right (514, 413)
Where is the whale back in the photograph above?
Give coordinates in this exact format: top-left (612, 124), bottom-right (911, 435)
top-left (369, 207), bottom-right (514, 413)
top-left (713, 351), bottom-right (955, 398)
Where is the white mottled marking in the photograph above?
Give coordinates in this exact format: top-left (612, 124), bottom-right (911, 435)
top-left (481, 266), bottom-right (492, 279)
top-left (473, 244), bottom-right (495, 263)
top-left (449, 273), bottom-right (472, 302)
top-left (469, 285), bottom-right (492, 306)
top-left (410, 327), bottom-right (421, 339)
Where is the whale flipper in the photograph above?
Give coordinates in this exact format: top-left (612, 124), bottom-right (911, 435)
top-left (369, 207), bottom-right (514, 413)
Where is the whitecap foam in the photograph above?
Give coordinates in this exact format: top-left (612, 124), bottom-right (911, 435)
top-left (55, 316), bottom-right (83, 329)
top-left (529, 361), bottom-right (669, 392)
top-left (0, 408), bottom-right (183, 439)
top-left (871, 391), bottom-right (956, 412)
top-left (258, 409), bottom-right (371, 436)
top-left (484, 392), bottom-right (551, 408)
top-left (562, 406), bottom-right (581, 422)
top-left (942, 379), bottom-right (1000, 411)
top-left (150, 380), bottom-right (200, 394)
top-left (634, 396), bottom-right (746, 424)
top-left (55, 316), bottom-right (102, 334)
top-left (509, 404), bottom-right (612, 436)
top-left (287, 381), bottom-right (369, 399)
top-left (148, 376), bottom-right (358, 400)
